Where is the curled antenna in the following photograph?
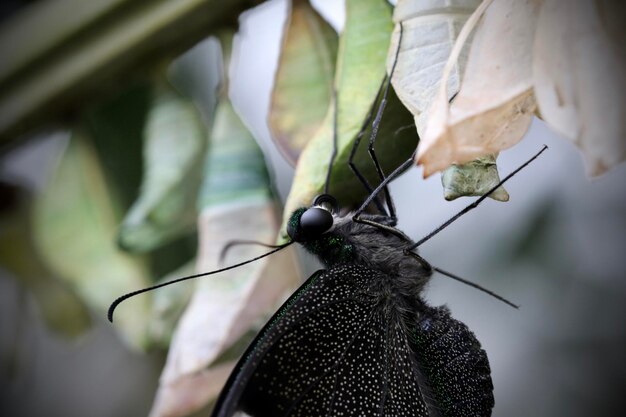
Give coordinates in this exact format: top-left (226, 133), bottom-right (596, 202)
top-left (108, 240), bottom-right (295, 323)
top-left (219, 239), bottom-right (288, 265)
top-left (433, 266), bottom-right (519, 309)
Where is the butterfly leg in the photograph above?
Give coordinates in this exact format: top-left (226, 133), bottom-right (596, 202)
top-left (351, 147), bottom-right (416, 239)
top-left (362, 70), bottom-right (399, 223)
top-left (346, 76), bottom-right (389, 215)
top-left (364, 23), bottom-right (407, 225)
top-left (337, 22), bottom-right (409, 224)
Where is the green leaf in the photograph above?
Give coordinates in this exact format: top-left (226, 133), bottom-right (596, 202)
top-left (199, 95), bottom-right (271, 209)
top-left (269, 0), bottom-right (338, 165)
top-left (118, 81), bottom-right (207, 252)
top-left (32, 129), bottom-right (151, 349)
top-left (85, 81), bottom-right (149, 208)
top-left (282, 0), bottom-right (417, 235)
top-left (0, 182), bottom-right (92, 339)
top-left (85, 74), bottom-right (199, 277)
top-left (441, 153), bottom-right (510, 201)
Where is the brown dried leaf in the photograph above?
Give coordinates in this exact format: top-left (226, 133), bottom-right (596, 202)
top-left (418, 0), bottom-right (540, 177)
top-left (269, 0), bottom-right (338, 165)
top-left (533, 0), bottom-right (626, 176)
top-left (149, 204), bottom-right (300, 417)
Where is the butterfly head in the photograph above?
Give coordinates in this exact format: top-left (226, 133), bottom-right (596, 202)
top-left (287, 194), bottom-right (337, 242)
top-left (287, 194), bottom-right (354, 265)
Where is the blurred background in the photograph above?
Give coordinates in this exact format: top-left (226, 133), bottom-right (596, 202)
top-left (1, 1), bottom-right (625, 416)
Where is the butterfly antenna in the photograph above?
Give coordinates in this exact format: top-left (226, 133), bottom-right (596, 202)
top-left (107, 240), bottom-right (295, 323)
top-left (433, 266), bottom-right (519, 309)
top-left (324, 88), bottom-right (339, 195)
top-left (409, 145), bottom-right (548, 251)
top-left (219, 239), bottom-right (288, 264)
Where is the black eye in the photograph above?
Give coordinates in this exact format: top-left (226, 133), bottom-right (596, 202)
top-left (286, 195), bottom-right (339, 242)
top-left (300, 207), bottom-right (333, 237)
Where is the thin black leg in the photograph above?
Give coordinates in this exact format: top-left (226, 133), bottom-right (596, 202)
top-left (367, 23), bottom-right (405, 221)
top-left (347, 76), bottom-right (389, 214)
top-left (365, 73), bottom-right (397, 221)
top-left (352, 149), bottom-right (416, 236)
top-left (353, 22), bottom-right (405, 226)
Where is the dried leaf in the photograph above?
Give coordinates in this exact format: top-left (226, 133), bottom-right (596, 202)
top-left (441, 153), bottom-right (509, 201)
top-left (269, 0), bottom-right (338, 165)
top-left (387, 0), bottom-right (481, 134)
top-left (148, 361), bottom-right (235, 417)
top-left (282, 0), bottom-right (417, 235)
top-left (0, 182), bottom-right (91, 338)
top-left (150, 95), bottom-right (301, 417)
top-left (418, 0), bottom-right (540, 177)
top-left (32, 129), bottom-right (151, 349)
top-left (533, 0), bottom-right (626, 176)
top-left (118, 81), bottom-right (207, 252)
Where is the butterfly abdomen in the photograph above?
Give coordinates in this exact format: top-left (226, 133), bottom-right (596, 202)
top-left (412, 305), bottom-right (495, 417)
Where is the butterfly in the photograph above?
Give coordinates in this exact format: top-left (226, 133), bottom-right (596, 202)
top-left (209, 195), bottom-right (497, 417)
top-left (204, 20), bottom-right (547, 416)
top-left (205, 137), bottom-right (544, 417)
top-left (108, 19), bottom-right (546, 417)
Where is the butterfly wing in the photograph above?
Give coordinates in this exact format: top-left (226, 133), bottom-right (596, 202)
top-left (211, 263), bottom-right (433, 417)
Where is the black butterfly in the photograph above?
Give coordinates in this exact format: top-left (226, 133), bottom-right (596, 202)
top-left (108, 21), bottom-right (546, 417)
top-left (204, 21), bottom-right (546, 416)
top-left (210, 197), bottom-right (496, 417)
top-left (107, 143), bottom-right (544, 416)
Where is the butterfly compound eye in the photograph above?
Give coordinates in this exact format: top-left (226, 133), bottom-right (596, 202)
top-left (287, 194), bottom-right (337, 242)
top-left (299, 207), bottom-right (333, 237)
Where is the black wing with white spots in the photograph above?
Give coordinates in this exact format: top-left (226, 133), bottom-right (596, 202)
top-left (210, 263), bottom-right (493, 417)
